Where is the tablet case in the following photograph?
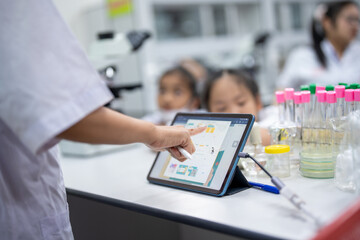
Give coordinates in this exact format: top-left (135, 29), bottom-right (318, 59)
top-left (225, 166), bottom-right (251, 195)
top-left (148, 113), bottom-right (254, 197)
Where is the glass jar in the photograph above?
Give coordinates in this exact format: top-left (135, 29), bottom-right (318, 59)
top-left (265, 145), bottom-right (291, 178)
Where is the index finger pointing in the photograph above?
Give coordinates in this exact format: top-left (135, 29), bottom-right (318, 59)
top-left (188, 126), bottom-right (206, 136)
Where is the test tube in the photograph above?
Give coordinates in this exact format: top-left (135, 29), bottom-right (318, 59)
top-left (314, 90), bottom-right (327, 156)
top-left (294, 92), bottom-right (303, 128)
top-left (293, 91), bottom-right (303, 164)
top-left (338, 82), bottom-right (348, 87)
top-left (326, 91), bottom-right (337, 119)
top-left (314, 90), bottom-right (327, 124)
top-left (309, 83), bottom-right (317, 113)
top-left (269, 91), bottom-right (287, 145)
top-left (345, 89), bottom-right (354, 114)
top-left (301, 91), bottom-right (311, 153)
top-left (300, 85), bottom-right (309, 91)
top-left (326, 91), bottom-right (337, 158)
top-left (350, 83), bottom-right (358, 89)
top-left (276, 91), bottom-right (285, 123)
top-left (326, 85), bottom-right (334, 91)
top-left (301, 91), bottom-right (311, 121)
top-left (335, 85), bottom-right (346, 117)
top-left (354, 89), bottom-right (360, 111)
top-left (285, 88), bottom-right (295, 122)
top-left (316, 86), bottom-right (326, 96)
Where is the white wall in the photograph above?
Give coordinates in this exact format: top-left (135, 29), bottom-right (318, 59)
top-left (52, 0), bottom-right (104, 50)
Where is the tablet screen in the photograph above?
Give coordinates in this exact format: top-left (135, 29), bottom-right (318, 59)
top-left (148, 113), bottom-right (254, 195)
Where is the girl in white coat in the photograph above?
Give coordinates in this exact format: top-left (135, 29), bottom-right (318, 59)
top-left (278, 1), bottom-right (360, 90)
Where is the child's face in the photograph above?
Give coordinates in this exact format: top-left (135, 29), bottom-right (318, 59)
top-left (157, 73), bottom-right (195, 111)
top-left (208, 75), bottom-right (261, 120)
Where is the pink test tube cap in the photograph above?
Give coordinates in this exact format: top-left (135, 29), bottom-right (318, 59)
top-left (316, 86), bottom-right (325, 96)
top-left (294, 92), bottom-right (302, 104)
top-left (284, 88), bottom-right (294, 100)
top-left (335, 85), bottom-right (345, 98)
top-left (345, 89), bottom-right (354, 102)
top-left (301, 90), bottom-right (311, 103)
top-left (275, 91), bottom-right (285, 103)
top-left (317, 90), bottom-right (326, 102)
top-left (354, 89), bottom-right (360, 101)
top-left (326, 91), bottom-right (337, 103)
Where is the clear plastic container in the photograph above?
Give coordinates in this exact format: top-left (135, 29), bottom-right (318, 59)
top-left (265, 145), bottom-right (290, 178)
top-left (350, 110), bottom-right (360, 195)
top-left (241, 152), bottom-right (268, 177)
top-left (334, 90), bottom-right (356, 191)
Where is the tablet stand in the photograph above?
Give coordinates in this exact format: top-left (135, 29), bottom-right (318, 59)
top-left (225, 166), bottom-right (251, 195)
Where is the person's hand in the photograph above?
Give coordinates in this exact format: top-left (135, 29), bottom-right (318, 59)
top-left (147, 125), bottom-right (206, 162)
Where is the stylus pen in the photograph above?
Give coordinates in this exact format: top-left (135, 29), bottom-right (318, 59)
top-left (177, 147), bottom-right (192, 160)
top-left (248, 181), bottom-right (279, 194)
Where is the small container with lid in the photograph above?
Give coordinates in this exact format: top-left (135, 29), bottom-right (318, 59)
top-left (265, 145), bottom-right (291, 178)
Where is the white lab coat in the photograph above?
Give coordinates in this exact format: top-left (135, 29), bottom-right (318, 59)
top-left (0, 0), bottom-right (113, 239)
top-left (278, 40), bottom-right (360, 89)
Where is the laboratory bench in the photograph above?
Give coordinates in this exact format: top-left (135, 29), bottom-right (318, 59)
top-left (59, 144), bottom-right (358, 240)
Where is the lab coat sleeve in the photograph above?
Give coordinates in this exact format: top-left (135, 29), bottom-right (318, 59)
top-left (0, 0), bottom-right (113, 155)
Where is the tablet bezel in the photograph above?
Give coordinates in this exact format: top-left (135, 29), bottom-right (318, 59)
top-left (147, 112), bottom-right (254, 196)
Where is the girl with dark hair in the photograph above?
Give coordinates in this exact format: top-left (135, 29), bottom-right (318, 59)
top-left (143, 66), bottom-right (201, 125)
top-left (203, 69), bottom-right (272, 145)
top-left (278, 1), bottom-right (360, 89)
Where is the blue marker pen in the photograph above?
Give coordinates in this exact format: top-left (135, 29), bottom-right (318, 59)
top-left (248, 181), bottom-right (280, 194)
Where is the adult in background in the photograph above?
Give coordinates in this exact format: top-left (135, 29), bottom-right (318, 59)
top-left (278, 1), bottom-right (360, 89)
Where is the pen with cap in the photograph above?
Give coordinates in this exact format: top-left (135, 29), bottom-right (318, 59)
top-left (248, 181), bottom-right (279, 194)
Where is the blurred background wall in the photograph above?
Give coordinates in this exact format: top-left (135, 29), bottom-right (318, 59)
top-left (53, 0), bottom-right (359, 117)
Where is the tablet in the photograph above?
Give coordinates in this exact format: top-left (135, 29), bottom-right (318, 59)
top-left (147, 112), bottom-right (254, 196)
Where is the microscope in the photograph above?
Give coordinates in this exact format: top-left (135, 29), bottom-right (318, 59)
top-left (60, 30), bottom-right (151, 157)
top-left (89, 30), bottom-right (151, 112)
